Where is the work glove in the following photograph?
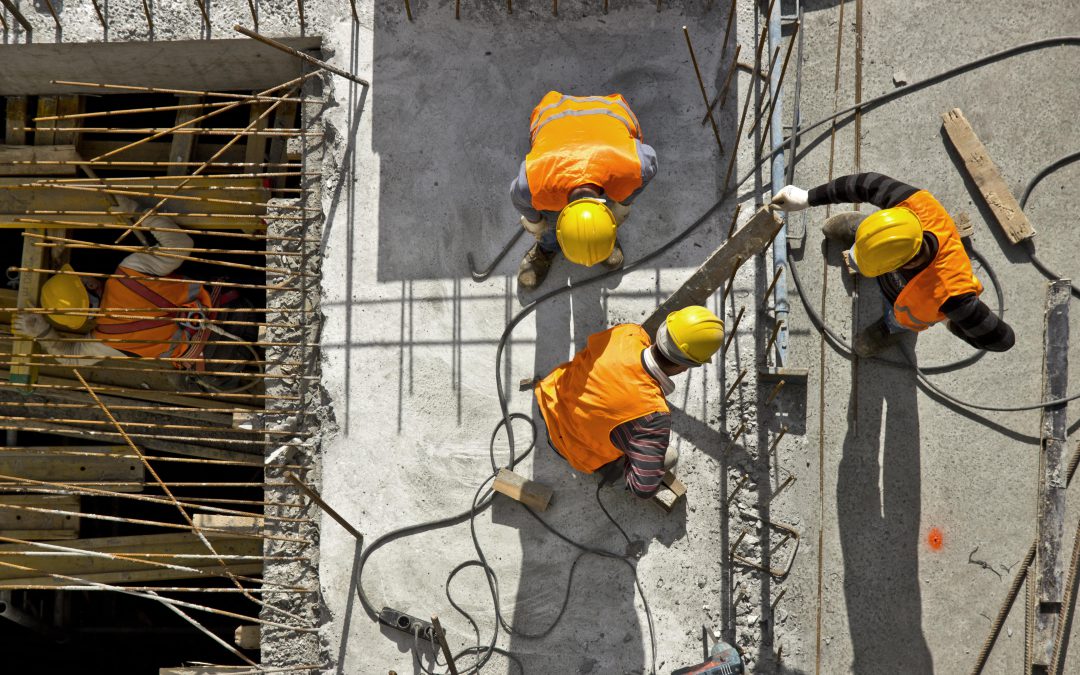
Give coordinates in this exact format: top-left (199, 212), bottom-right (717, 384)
top-left (609, 201), bottom-right (631, 226)
top-left (110, 194), bottom-right (141, 215)
top-left (520, 215), bottom-right (549, 237)
top-left (770, 185), bottom-right (809, 212)
top-left (13, 311), bottom-right (50, 338)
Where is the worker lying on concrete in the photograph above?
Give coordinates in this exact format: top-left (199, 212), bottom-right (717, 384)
top-left (13, 197), bottom-right (255, 390)
top-left (771, 172), bottom-right (1015, 357)
top-left (510, 91), bottom-right (658, 289)
top-left (534, 306), bottom-right (723, 499)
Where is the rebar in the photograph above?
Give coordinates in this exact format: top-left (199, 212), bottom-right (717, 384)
top-left (141, 0), bottom-right (153, 31)
top-left (745, 45), bottom-right (782, 139)
top-left (194, 0), bottom-right (210, 25)
top-left (404, 0), bottom-right (413, 20)
top-left (7, 266), bottom-right (298, 292)
top-left (285, 471), bottom-right (362, 540)
top-left (151, 589), bottom-right (260, 668)
top-left (0, 425), bottom-right (304, 448)
top-left (763, 265), bottom-right (785, 305)
top-left (755, 22), bottom-right (801, 159)
top-left (51, 80), bottom-right (314, 104)
top-left (723, 422), bottom-right (746, 456)
top-left (726, 474), bottom-right (749, 506)
top-left (701, 44), bottom-right (742, 126)
top-left (724, 369), bottom-right (748, 402)
top-left (0, 380), bottom-right (299, 401)
top-left (683, 26), bottom-right (724, 156)
top-left (765, 320), bottom-right (784, 356)
top-left (767, 425), bottom-right (789, 454)
top-left (89, 0), bottom-right (105, 27)
top-left (0, 415), bottom-right (301, 437)
top-left (234, 25), bottom-right (371, 87)
top-left (10, 216), bottom-right (311, 241)
top-left (20, 182), bottom-right (311, 212)
top-left (1050, 515), bottom-right (1080, 673)
top-left (721, 256), bottom-right (743, 304)
top-left (42, 0), bottom-right (61, 29)
top-left (0, 0), bottom-right (33, 32)
top-left (765, 379), bottom-right (786, 404)
top-left (723, 307), bottom-right (744, 352)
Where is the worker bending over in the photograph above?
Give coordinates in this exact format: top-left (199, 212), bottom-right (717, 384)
top-left (534, 306), bottom-right (723, 499)
top-left (510, 91), bottom-right (658, 288)
top-left (771, 173), bottom-right (1015, 357)
top-left (14, 198), bottom-right (253, 390)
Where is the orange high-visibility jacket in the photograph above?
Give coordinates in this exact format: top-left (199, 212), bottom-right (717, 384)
top-left (94, 266), bottom-right (213, 358)
top-left (524, 91), bottom-right (645, 212)
top-left (892, 191), bottom-right (984, 331)
top-left (535, 324), bottom-right (669, 473)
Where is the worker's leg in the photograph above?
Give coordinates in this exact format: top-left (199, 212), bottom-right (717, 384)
top-left (853, 301), bottom-right (908, 358)
top-left (518, 222), bottom-right (558, 289)
top-left (663, 444), bottom-right (679, 470)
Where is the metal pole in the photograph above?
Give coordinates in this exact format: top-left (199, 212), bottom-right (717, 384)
top-left (768, 0), bottom-right (790, 368)
top-left (284, 471), bottom-right (363, 542)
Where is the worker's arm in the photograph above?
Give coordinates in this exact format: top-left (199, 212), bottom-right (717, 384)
top-left (619, 141), bottom-right (659, 206)
top-left (509, 161), bottom-right (544, 223)
top-left (808, 173), bottom-right (920, 210)
top-left (941, 293), bottom-right (1016, 352)
top-left (610, 411), bottom-right (672, 499)
top-left (119, 216), bottom-right (194, 277)
top-left (12, 312), bottom-right (125, 367)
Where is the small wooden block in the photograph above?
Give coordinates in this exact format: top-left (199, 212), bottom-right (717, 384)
top-left (518, 376), bottom-right (539, 391)
top-left (234, 625), bottom-right (261, 650)
top-left (193, 514), bottom-right (264, 533)
top-left (662, 471), bottom-right (687, 498)
top-left (841, 250), bottom-right (857, 276)
top-left (954, 211), bottom-right (975, 239)
top-left (651, 484), bottom-right (681, 513)
top-left (492, 468), bottom-right (553, 512)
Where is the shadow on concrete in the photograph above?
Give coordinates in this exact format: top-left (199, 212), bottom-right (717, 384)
top-left (836, 346), bottom-right (933, 673)
top-left (334, 539), bottom-right (365, 675)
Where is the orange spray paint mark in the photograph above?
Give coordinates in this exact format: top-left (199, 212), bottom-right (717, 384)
top-left (927, 528), bottom-right (944, 550)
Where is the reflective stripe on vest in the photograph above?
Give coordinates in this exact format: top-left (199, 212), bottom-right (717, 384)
top-left (93, 266), bottom-right (213, 359)
top-left (534, 324), bottom-right (669, 474)
top-left (525, 91), bottom-right (645, 212)
top-left (891, 191), bottom-right (984, 331)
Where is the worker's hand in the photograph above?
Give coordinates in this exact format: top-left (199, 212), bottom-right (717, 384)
top-left (609, 201), bottom-right (631, 226)
top-left (770, 185), bottom-right (809, 212)
top-left (13, 311), bottom-right (50, 338)
top-left (520, 215), bottom-right (549, 236)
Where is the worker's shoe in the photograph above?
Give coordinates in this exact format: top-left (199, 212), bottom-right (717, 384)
top-left (601, 239), bottom-right (625, 271)
top-left (821, 211), bottom-right (863, 247)
top-left (852, 317), bottom-right (905, 358)
top-left (517, 243), bottom-right (557, 289)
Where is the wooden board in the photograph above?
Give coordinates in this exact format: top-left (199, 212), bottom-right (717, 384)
top-left (0, 176), bottom-right (269, 230)
top-left (234, 625), bottom-right (260, 650)
top-left (0, 145), bottom-right (79, 176)
top-left (0, 446), bottom-right (144, 493)
top-left (167, 97), bottom-right (201, 177)
top-left (941, 108), bottom-right (1035, 244)
top-left (193, 514), bottom-right (264, 534)
top-left (0, 532), bottom-right (261, 586)
top-left (641, 207), bottom-right (781, 338)
top-left (53, 96), bottom-right (83, 145)
top-left (0, 495), bottom-right (79, 540)
top-left (266, 101), bottom-right (298, 190)
top-left (34, 97), bottom-right (58, 146)
top-left (4, 96), bottom-right (28, 145)
top-left (1032, 279), bottom-right (1070, 666)
top-left (492, 468), bottom-right (553, 512)
top-left (9, 234), bottom-right (44, 386)
top-left (244, 102), bottom-right (271, 173)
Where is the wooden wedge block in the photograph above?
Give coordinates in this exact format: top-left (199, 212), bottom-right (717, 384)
top-left (652, 472), bottom-right (687, 514)
top-left (234, 625), bottom-right (261, 650)
top-left (492, 468), bottom-right (553, 512)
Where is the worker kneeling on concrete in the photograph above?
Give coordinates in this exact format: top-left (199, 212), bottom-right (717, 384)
top-left (510, 91), bottom-right (658, 289)
top-left (534, 306), bottom-right (723, 499)
top-left (771, 172), bottom-right (1015, 357)
top-left (13, 197), bottom-right (256, 391)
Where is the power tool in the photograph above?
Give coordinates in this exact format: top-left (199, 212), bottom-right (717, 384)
top-left (671, 627), bottom-right (744, 675)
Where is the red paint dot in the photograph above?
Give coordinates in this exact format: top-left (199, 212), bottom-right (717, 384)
top-left (928, 527), bottom-right (944, 550)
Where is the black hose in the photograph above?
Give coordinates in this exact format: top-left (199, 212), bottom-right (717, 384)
top-left (1018, 150), bottom-right (1080, 298)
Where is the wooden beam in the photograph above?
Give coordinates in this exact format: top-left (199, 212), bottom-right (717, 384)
top-left (192, 514), bottom-right (264, 533)
top-left (642, 207), bottom-right (781, 337)
top-left (9, 234), bottom-right (45, 387)
top-left (652, 471), bottom-right (687, 514)
top-left (167, 97), bottom-right (201, 177)
top-left (53, 96), bottom-right (83, 145)
top-left (4, 97), bottom-right (28, 145)
top-left (0, 446), bottom-right (144, 493)
top-left (34, 97), bottom-right (58, 146)
top-left (266, 101), bottom-right (298, 190)
top-left (0, 532), bottom-right (261, 586)
top-left (233, 625), bottom-right (260, 650)
top-left (244, 102), bottom-right (271, 173)
top-left (0, 495), bottom-right (80, 540)
top-left (941, 108), bottom-right (1035, 244)
top-left (1031, 278), bottom-right (1070, 666)
top-left (0, 145), bottom-right (80, 176)
top-left (492, 468), bottom-right (553, 512)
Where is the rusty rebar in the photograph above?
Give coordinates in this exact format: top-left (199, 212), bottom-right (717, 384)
top-left (765, 379), bottom-right (786, 405)
top-left (701, 44), bottom-right (742, 127)
top-left (234, 25), bottom-right (371, 87)
top-left (763, 265), bottom-right (785, 306)
top-left (723, 307), bottom-right (744, 352)
top-left (683, 26), bottom-right (724, 156)
top-left (767, 425), bottom-right (789, 454)
top-left (765, 320), bottom-right (784, 356)
top-left (42, 0), bottom-right (61, 29)
top-left (285, 471), bottom-right (363, 541)
top-left (724, 369), bottom-right (748, 402)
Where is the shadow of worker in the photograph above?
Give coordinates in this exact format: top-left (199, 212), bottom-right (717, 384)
top-left (837, 347), bottom-right (932, 674)
top-left (495, 270), bottom-right (646, 674)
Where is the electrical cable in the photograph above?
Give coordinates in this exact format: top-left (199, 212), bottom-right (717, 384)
top-left (355, 34), bottom-right (1080, 675)
top-left (1018, 149), bottom-right (1080, 298)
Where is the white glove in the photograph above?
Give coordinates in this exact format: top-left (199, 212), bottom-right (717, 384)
top-left (520, 215), bottom-right (549, 236)
top-left (110, 194), bottom-right (140, 215)
top-left (609, 201), bottom-right (631, 226)
top-left (770, 185), bottom-right (809, 212)
top-left (13, 311), bottom-right (50, 338)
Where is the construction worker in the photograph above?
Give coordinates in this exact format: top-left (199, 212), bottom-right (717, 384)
top-left (534, 306), bottom-right (723, 499)
top-left (510, 91), bottom-right (658, 289)
top-left (12, 197), bottom-right (255, 390)
top-left (771, 172), bottom-right (1015, 357)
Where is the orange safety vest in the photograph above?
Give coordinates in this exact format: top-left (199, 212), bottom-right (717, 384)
top-left (535, 324), bottom-right (669, 473)
top-left (892, 191), bottom-right (984, 331)
top-left (94, 266), bottom-right (214, 361)
top-left (524, 91), bottom-right (644, 212)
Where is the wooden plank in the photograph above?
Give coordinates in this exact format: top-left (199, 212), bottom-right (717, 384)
top-left (34, 97), bottom-right (58, 146)
top-left (662, 471), bottom-right (687, 498)
top-left (234, 625), bottom-right (260, 649)
top-left (75, 139), bottom-right (246, 166)
top-left (941, 108), bottom-right (1035, 244)
top-left (0, 145), bottom-right (79, 176)
top-left (266, 101), bottom-right (298, 190)
top-left (167, 97), bottom-right (201, 177)
top-left (192, 514), bottom-right (264, 533)
top-left (0, 446), bottom-right (144, 493)
top-left (53, 96), bottom-right (82, 145)
top-left (244, 102), bottom-right (271, 173)
top-left (5, 96), bottom-right (28, 145)
top-left (0, 495), bottom-right (79, 539)
top-left (0, 532), bottom-right (261, 586)
top-left (9, 234), bottom-right (45, 386)
top-left (642, 207), bottom-right (782, 337)
top-left (1032, 278), bottom-right (1070, 666)
top-left (492, 468), bottom-right (553, 512)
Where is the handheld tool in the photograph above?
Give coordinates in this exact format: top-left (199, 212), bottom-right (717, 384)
top-left (467, 227), bottom-right (525, 282)
top-left (672, 627), bottom-right (744, 674)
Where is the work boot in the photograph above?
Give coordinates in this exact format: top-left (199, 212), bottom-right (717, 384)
top-left (602, 239), bottom-right (625, 270)
top-left (822, 211), bottom-right (863, 247)
top-left (852, 317), bottom-right (905, 358)
top-left (517, 243), bottom-right (557, 289)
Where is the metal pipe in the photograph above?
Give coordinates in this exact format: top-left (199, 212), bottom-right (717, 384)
top-left (768, 0), bottom-right (791, 368)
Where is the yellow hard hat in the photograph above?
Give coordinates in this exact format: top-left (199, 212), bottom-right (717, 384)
top-left (40, 264), bottom-right (91, 331)
top-left (556, 198), bottom-right (617, 266)
top-left (664, 305), bottom-right (725, 365)
top-left (852, 207), bottom-right (923, 277)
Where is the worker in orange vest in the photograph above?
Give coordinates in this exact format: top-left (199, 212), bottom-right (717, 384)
top-left (13, 198), bottom-right (256, 391)
top-left (510, 91), bottom-right (658, 289)
top-left (534, 306), bottom-right (723, 499)
top-left (771, 173), bottom-right (1015, 356)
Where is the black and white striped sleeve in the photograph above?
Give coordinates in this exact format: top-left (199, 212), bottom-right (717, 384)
top-left (941, 293), bottom-right (1016, 352)
top-left (610, 411), bottom-right (671, 499)
top-left (807, 173), bottom-right (920, 210)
